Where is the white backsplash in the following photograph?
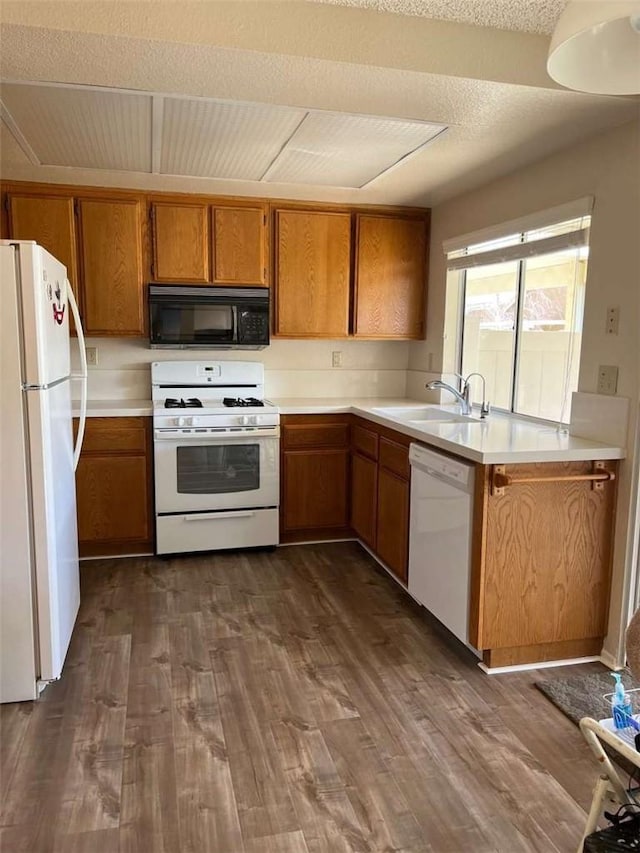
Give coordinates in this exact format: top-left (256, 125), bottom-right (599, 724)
top-left (72, 337), bottom-right (410, 400)
top-left (569, 391), bottom-right (630, 449)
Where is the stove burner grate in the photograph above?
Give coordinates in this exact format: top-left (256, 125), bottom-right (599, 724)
top-left (164, 397), bottom-right (203, 409)
top-left (223, 397), bottom-right (265, 408)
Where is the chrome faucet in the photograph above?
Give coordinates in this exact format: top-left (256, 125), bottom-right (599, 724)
top-left (426, 372), bottom-right (490, 418)
top-left (426, 379), bottom-right (472, 414)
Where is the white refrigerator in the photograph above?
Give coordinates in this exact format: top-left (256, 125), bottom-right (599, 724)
top-left (0, 241), bottom-right (87, 703)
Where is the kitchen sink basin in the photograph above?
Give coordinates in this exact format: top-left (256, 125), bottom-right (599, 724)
top-left (371, 406), bottom-right (479, 423)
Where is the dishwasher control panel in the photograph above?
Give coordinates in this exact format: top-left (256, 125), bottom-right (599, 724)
top-left (408, 444), bottom-right (474, 488)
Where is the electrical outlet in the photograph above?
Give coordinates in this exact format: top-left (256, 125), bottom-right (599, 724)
top-left (606, 306), bottom-right (619, 335)
top-left (597, 364), bottom-right (618, 396)
top-left (86, 346), bottom-right (98, 366)
top-left (332, 351), bottom-right (342, 368)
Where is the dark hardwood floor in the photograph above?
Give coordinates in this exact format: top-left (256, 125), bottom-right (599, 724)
top-left (1, 542), bottom-right (604, 852)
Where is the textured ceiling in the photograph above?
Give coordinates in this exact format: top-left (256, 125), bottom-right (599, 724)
top-left (309, 0), bottom-right (569, 34)
top-left (0, 2), bottom-right (636, 206)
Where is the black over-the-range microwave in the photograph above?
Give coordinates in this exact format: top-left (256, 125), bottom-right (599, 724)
top-left (148, 284), bottom-right (270, 349)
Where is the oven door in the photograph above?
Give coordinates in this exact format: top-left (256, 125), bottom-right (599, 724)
top-left (154, 429), bottom-right (279, 514)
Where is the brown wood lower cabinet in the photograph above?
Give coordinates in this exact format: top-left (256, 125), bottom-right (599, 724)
top-left (470, 460), bottom-right (618, 667)
top-left (280, 415), bottom-right (350, 542)
top-left (280, 414), bottom-right (411, 581)
top-left (350, 452), bottom-right (378, 548)
top-left (376, 467), bottom-right (409, 583)
top-left (74, 417), bottom-right (154, 557)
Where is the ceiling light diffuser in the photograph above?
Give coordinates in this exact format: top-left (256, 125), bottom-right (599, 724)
top-left (547, 0), bottom-right (640, 94)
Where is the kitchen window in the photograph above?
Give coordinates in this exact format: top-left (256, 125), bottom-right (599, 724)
top-left (445, 198), bottom-right (592, 423)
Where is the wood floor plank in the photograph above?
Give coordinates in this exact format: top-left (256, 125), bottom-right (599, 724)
top-left (2, 542), bottom-right (602, 853)
top-left (55, 633), bottom-right (131, 835)
top-left (271, 718), bottom-right (370, 853)
top-left (119, 612), bottom-right (180, 853)
top-left (245, 829), bottom-right (311, 853)
top-left (169, 611), bottom-right (245, 853)
top-left (212, 637), bottom-right (300, 841)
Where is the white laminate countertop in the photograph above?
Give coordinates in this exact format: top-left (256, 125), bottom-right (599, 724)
top-left (73, 396), bottom-right (625, 464)
top-left (273, 397), bottom-right (626, 464)
top-left (72, 399), bottom-right (154, 418)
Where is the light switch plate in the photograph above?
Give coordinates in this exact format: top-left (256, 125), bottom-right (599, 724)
top-left (597, 364), bottom-right (618, 396)
top-left (86, 346), bottom-right (98, 366)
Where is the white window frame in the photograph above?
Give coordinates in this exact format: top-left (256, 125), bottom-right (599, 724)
top-left (445, 198), bottom-right (594, 424)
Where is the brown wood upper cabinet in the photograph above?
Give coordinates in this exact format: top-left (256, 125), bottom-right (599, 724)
top-left (354, 213), bottom-right (427, 339)
top-left (77, 198), bottom-right (145, 335)
top-left (213, 205), bottom-right (267, 286)
top-left (274, 208), bottom-right (351, 337)
top-left (151, 202), bottom-right (210, 283)
top-left (150, 201), bottom-right (268, 286)
top-left (7, 194), bottom-right (81, 333)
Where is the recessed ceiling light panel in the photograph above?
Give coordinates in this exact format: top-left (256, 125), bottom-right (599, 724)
top-left (263, 111), bottom-right (446, 187)
top-left (161, 98), bottom-right (307, 180)
top-left (0, 83), bottom-right (152, 172)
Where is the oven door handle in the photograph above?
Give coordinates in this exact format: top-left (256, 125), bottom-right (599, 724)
top-left (181, 511), bottom-right (256, 521)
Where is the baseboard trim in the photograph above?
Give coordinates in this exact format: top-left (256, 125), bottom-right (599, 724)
top-left (278, 537), bottom-right (356, 547)
top-left (478, 655), bottom-right (601, 675)
top-left (80, 552), bottom-right (154, 561)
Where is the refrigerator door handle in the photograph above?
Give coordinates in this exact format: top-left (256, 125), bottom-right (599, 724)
top-left (67, 281), bottom-right (87, 471)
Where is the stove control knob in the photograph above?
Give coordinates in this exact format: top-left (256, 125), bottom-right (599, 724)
top-left (177, 416), bottom-right (186, 427)
top-left (240, 415), bottom-right (250, 426)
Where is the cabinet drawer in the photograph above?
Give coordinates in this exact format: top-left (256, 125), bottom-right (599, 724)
top-left (79, 417), bottom-right (148, 454)
top-left (379, 438), bottom-right (409, 480)
top-left (352, 424), bottom-right (378, 460)
top-left (282, 423), bottom-right (349, 449)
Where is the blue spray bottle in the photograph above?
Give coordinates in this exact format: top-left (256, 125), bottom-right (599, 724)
top-left (611, 673), bottom-right (633, 729)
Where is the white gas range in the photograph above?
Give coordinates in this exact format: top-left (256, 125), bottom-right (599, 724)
top-left (151, 361), bottom-right (279, 555)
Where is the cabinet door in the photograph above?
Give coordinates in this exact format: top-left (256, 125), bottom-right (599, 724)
top-left (274, 209), bottom-right (351, 337)
top-left (152, 202), bottom-right (209, 283)
top-left (76, 455), bottom-right (150, 545)
top-left (282, 449), bottom-right (349, 531)
top-left (351, 452), bottom-right (377, 549)
top-left (74, 417), bottom-right (153, 557)
top-left (376, 468), bottom-right (409, 582)
top-left (354, 214), bottom-right (427, 339)
top-left (477, 461), bottom-right (617, 655)
top-left (8, 194), bottom-right (81, 332)
top-left (213, 206), bottom-right (267, 286)
top-left (77, 198), bottom-right (145, 335)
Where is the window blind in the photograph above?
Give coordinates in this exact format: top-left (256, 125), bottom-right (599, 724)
top-left (443, 196), bottom-right (594, 270)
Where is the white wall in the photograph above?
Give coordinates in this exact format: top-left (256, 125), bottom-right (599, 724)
top-left (411, 118), bottom-right (640, 664)
top-left (71, 337), bottom-right (410, 401)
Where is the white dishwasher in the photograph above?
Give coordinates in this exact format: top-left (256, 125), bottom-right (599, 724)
top-left (408, 444), bottom-right (475, 645)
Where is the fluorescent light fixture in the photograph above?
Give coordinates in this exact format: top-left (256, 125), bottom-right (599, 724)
top-left (547, 0), bottom-right (640, 94)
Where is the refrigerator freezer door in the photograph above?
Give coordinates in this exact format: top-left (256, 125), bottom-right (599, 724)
top-left (13, 241), bottom-right (71, 387)
top-left (25, 377), bottom-right (80, 682)
top-left (0, 244), bottom-right (38, 702)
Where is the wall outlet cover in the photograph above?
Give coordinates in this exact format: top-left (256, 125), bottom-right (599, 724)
top-left (332, 351), bottom-right (342, 368)
top-left (597, 364), bottom-right (618, 396)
